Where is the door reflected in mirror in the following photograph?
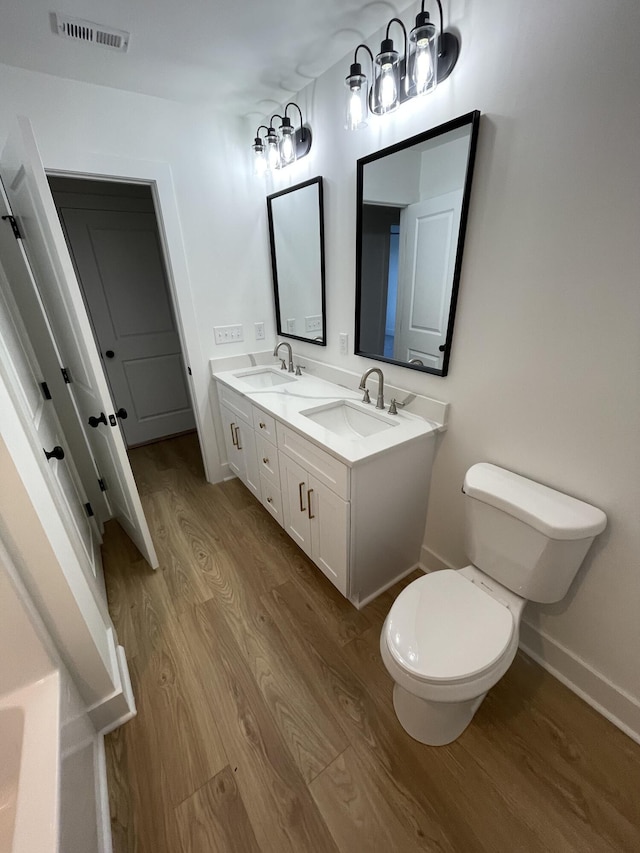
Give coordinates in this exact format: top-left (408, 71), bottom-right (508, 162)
top-left (355, 111), bottom-right (480, 375)
top-left (267, 176), bottom-right (326, 345)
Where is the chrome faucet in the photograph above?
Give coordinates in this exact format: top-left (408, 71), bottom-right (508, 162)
top-left (359, 367), bottom-right (385, 410)
top-left (273, 341), bottom-right (294, 373)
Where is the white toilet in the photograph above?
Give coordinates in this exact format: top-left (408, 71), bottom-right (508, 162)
top-left (380, 463), bottom-right (607, 746)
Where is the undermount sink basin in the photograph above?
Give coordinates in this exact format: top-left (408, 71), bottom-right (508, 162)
top-left (234, 368), bottom-right (297, 388)
top-left (300, 400), bottom-right (398, 439)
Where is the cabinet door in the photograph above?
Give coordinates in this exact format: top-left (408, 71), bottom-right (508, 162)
top-left (236, 419), bottom-right (260, 498)
top-left (309, 478), bottom-right (349, 596)
top-left (279, 453), bottom-right (312, 557)
top-left (220, 404), bottom-right (244, 479)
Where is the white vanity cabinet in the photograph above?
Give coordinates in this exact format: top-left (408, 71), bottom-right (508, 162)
top-left (214, 372), bottom-right (439, 608)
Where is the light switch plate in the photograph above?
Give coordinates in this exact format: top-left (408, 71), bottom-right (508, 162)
top-left (214, 324), bottom-right (244, 344)
top-left (254, 322), bottom-right (265, 341)
top-left (339, 332), bottom-right (349, 355)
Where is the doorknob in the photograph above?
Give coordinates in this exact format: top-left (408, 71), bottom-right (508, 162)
top-left (43, 445), bottom-right (65, 461)
top-left (438, 344), bottom-right (446, 352)
top-left (105, 350), bottom-right (115, 359)
top-left (88, 412), bottom-right (107, 428)
top-left (116, 408), bottom-right (128, 420)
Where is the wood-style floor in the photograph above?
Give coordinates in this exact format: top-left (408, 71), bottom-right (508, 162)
top-left (103, 434), bottom-right (640, 852)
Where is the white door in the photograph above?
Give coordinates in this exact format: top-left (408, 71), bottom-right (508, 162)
top-left (0, 116), bottom-right (158, 569)
top-left (279, 454), bottom-right (312, 556)
top-left (220, 404), bottom-right (244, 479)
top-left (308, 478), bottom-right (349, 596)
top-left (235, 420), bottom-right (260, 499)
top-left (56, 204), bottom-right (195, 446)
top-left (0, 183), bottom-right (110, 524)
top-left (395, 190), bottom-right (463, 368)
top-left (0, 268), bottom-right (105, 600)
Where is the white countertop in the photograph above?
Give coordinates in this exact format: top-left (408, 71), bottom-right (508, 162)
top-left (213, 365), bottom-right (443, 466)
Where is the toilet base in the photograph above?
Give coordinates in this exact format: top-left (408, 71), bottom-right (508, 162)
top-left (392, 684), bottom-right (487, 746)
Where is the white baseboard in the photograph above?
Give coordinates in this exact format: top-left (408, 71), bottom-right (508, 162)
top-left (88, 636), bottom-right (137, 734)
top-left (420, 546), bottom-right (640, 744)
top-left (519, 621), bottom-right (640, 745)
top-left (95, 735), bottom-right (114, 853)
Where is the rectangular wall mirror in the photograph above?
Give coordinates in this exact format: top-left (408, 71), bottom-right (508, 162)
top-left (267, 176), bottom-right (326, 345)
top-left (355, 111), bottom-right (480, 375)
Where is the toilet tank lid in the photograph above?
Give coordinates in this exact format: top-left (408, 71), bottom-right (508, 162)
top-left (463, 464), bottom-right (607, 540)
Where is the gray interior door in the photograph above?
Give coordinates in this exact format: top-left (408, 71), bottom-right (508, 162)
top-left (50, 182), bottom-right (195, 447)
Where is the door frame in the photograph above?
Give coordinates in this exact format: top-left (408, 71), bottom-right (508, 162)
top-left (44, 153), bottom-right (215, 481)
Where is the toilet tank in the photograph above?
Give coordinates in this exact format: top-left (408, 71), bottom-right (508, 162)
top-left (462, 464), bottom-right (607, 603)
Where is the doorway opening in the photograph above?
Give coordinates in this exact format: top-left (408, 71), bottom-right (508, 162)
top-left (47, 176), bottom-right (196, 449)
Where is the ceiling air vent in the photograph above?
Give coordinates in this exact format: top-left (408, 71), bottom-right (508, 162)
top-left (54, 14), bottom-right (130, 53)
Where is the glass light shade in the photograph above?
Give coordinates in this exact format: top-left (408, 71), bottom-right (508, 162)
top-left (372, 48), bottom-right (400, 115)
top-left (408, 20), bottom-right (437, 96)
top-left (345, 72), bottom-right (368, 130)
top-left (279, 124), bottom-right (296, 166)
top-left (252, 139), bottom-right (268, 176)
top-left (265, 129), bottom-right (280, 171)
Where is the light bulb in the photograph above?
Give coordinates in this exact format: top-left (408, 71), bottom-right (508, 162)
top-left (413, 40), bottom-right (433, 93)
top-left (252, 139), bottom-right (267, 176)
top-left (279, 123), bottom-right (296, 166)
top-left (379, 63), bottom-right (397, 110)
top-left (344, 66), bottom-right (368, 130)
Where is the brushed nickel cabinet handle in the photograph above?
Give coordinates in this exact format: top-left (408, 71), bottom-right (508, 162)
top-left (267, 496), bottom-right (273, 504)
top-left (307, 488), bottom-right (315, 519)
top-left (234, 425), bottom-right (242, 450)
top-left (230, 422), bottom-right (237, 447)
top-left (259, 422), bottom-right (266, 429)
top-left (298, 481), bottom-right (307, 513)
top-left (262, 457), bottom-right (269, 464)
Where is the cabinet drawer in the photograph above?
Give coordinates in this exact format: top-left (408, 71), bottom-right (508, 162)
top-left (253, 407), bottom-right (277, 442)
top-left (277, 424), bottom-right (349, 500)
top-left (255, 434), bottom-right (279, 486)
top-left (217, 382), bottom-right (253, 425)
top-left (259, 475), bottom-right (284, 527)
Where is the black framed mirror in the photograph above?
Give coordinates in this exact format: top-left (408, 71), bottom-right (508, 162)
top-left (267, 176), bottom-right (326, 345)
top-left (355, 111), bottom-right (480, 375)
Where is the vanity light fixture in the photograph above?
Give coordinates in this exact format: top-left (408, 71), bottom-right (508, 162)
top-left (344, 0), bottom-right (460, 130)
top-left (251, 103), bottom-right (312, 176)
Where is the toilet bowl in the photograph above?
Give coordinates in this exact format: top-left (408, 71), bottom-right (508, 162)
top-left (380, 463), bottom-right (607, 746)
top-left (380, 566), bottom-right (525, 745)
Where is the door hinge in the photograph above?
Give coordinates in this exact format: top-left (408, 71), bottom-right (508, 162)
top-left (1, 215), bottom-right (21, 239)
top-left (98, 477), bottom-right (107, 492)
top-left (40, 381), bottom-right (52, 400)
top-left (61, 367), bottom-right (71, 384)
top-left (84, 502), bottom-right (95, 517)
top-left (187, 366), bottom-right (192, 375)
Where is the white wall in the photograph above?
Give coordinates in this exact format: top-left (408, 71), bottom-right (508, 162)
top-left (256, 0), bottom-right (640, 733)
top-left (1, 0), bottom-right (639, 735)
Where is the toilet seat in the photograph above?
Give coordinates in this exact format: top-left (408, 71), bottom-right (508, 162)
top-left (384, 570), bottom-right (515, 684)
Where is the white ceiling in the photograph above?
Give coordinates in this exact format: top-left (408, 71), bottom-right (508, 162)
top-left (0, 0), bottom-right (403, 117)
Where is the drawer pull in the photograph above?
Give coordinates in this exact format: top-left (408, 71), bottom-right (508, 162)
top-left (259, 422), bottom-right (266, 429)
top-left (230, 422), bottom-right (237, 447)
top-left (262, 457), bottom-right (269, 464)
top-left (298, 481), bottom-right (307, 513)
top-left (267, 496), bottom-right (273, 504)
top-left (307, 488), bottom-right (315, 519)
top-left (234, 425), bottom-right (242, 450)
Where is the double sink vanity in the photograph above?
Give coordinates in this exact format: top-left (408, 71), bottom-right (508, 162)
top-left (213, 357), bottom-right (446, 608)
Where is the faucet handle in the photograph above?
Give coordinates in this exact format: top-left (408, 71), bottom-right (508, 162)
top-left (295, 364), bottom-right (306, 376)
top-left (362, 388), bottom-right (371, 404)
top-left (388, 399), bottom-right (398, 415)
top-left (279, 358), bottom-right (287, 370)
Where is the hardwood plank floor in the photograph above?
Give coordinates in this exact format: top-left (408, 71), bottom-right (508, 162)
top-left (104, 434), bottom-right (640, 852)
